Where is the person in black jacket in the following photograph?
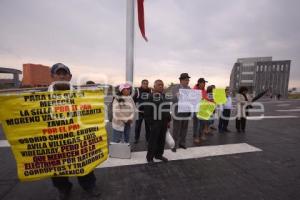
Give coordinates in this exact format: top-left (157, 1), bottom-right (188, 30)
top-left (236, 86), bottom-right (252, 133)
top-left (133, 79), bottom-right (152, 143)
top-left (144, 80), bottom-right (171, 163)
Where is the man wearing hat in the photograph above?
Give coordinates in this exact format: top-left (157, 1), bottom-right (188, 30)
top-left (48, 63), bottom-right (101, 200)
top-left (171, 73), bottom-right (192, 152)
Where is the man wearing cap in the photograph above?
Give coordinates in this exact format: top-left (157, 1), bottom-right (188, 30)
top-left (193, 78), bottom-right (208, 144)
top-left (171, 73), bottom-right (192, 152)
top-left (48, 63), bottom-right (100, 200)
top-left (48, 63), bottom-right (73, 91)
top-left (193, 78), bottom-right (210, 144)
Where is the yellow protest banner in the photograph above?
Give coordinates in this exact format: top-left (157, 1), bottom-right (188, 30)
top-left (213, 88), bottom-right (227, 105)
top-left (196, 99), bottom-right (216, 120)
top-left (0, 89), bottom-right (108, 181)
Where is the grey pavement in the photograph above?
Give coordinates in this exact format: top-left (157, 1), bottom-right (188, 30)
top-left (1, 99), bottom-right (300, 200)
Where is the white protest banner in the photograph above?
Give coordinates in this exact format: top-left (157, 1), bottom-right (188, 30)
top-left (178, 89), bottom-right (202, 113)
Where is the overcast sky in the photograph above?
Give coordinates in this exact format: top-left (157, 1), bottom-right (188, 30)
top-left (0, 0), bottom-right (299, 88)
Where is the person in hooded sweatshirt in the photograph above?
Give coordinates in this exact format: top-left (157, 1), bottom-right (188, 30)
top-left (112, 83), bottom-right (136, 143)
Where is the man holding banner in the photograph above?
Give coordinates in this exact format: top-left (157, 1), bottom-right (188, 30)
top-left (193, 78), bottom-right (208, 145)
top-left (49, 63), bottom-right (101, 200)
top-left (196, 86), bottom-right (227, 142)
top-left (0, 63), bottom-right (107, 200)
top-left (171, 73), bottom-right (192, 152)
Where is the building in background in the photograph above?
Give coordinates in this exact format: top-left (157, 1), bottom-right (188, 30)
top-left (22, 63), bottom-right (52, 87)
top-left (230, 57), bottom-right (291, 98)
top-left (0, 67), bottom-right (22, 89)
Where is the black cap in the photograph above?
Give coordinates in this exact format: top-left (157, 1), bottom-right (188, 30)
top-left (51, 63), bottom-right (71, 75)
top-left (197, 78), bottom-right (208, 84)
top-left (179, 73), bottom-right (191, 80)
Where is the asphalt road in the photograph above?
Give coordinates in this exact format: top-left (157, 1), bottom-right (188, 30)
top-left (1, 99), bottom-right (300, 200)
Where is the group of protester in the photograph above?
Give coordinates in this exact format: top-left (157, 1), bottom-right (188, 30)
top-left (39, 63), bottom-right (253, 200)
top-left (111, 72), bottom-right (253, 162)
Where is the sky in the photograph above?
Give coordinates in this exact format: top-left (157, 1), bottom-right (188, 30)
top-left (0, 0), bottom-right (299, 88)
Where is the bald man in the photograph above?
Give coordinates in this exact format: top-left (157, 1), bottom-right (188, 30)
top-left (144, 80), bottom-right (171, 163)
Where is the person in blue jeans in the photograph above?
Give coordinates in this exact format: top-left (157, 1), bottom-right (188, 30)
top-left (218, 87), bottom-right (232, 133)
top-left (112, 83), bottom-right (136, 143)
top-left (205, 85), bottom-right (216, 137)
top-left (112, 122), bottom-right (131, 143)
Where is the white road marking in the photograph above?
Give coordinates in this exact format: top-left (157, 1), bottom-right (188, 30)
top-left (97, 143), bottom-right (262, 168)
top-left (0, 140), bottom-right (10, 147)
top-left (276, 109), bottom-right (300, 112)
top-left (0, 141), bottom-right (262, 168)
top-left (248, 115), bottom-right (299, 120)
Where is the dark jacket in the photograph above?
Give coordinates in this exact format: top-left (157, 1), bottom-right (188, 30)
top-left (144, 92), bottom-right (171, 124)
top-left (133, 87), bottom-right (152, 111)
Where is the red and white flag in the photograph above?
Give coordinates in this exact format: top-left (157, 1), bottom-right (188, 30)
top-left (137, 0), bottom-right (148, 41)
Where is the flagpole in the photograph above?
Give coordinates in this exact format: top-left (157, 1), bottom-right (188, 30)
top-left (126, 0), bottom-right (135, 83)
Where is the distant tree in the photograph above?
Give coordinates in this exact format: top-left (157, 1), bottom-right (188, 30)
top-left (168, 82), bottom-right (176, 87)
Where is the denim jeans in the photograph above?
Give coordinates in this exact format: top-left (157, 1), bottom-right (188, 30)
top-left (112, 123), bottom-right (131, 143)
top-left (193, 116), bottom-right (207, 138)
top-left (218, 109), bottom-right (231, 132)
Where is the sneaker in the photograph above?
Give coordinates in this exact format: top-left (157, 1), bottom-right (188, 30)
top-left (193, 138), bottom-right (201, 145)
top-left (201, 135), bottom-right (207, 141)
top-left (171, 147), bottom-right (176, 152)
top-left (155, 156), bottom-right (168, 162)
